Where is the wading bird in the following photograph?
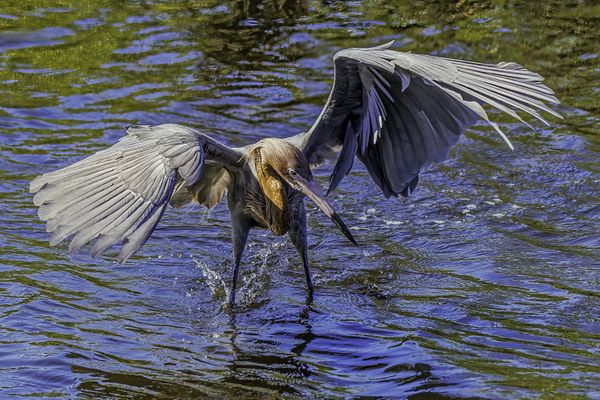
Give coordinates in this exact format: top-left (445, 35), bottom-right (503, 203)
top-left (30, 42), bottom-right (561, 304)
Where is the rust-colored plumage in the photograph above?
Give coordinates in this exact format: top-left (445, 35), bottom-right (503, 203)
top-left (248, 139), bottom-right (312, 235)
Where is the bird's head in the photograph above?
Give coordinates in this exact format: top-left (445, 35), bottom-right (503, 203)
top-left (254, 139), bottom-right (357, 246)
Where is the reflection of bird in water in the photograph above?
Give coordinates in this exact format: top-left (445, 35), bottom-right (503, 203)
top-left (30, 42), bottom-right (561, 304)
top-left (223, 293), bottom-right (315, 390)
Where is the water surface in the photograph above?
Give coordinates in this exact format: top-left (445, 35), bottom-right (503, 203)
top-left (1, 1), bottom-right (599, 398)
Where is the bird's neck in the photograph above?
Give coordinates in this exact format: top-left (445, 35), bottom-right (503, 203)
top-left (253, 151), bottom-right (289, 235)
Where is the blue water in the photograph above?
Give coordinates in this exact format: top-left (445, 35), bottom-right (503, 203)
top-left (1, 1), bottom-right (599, 398)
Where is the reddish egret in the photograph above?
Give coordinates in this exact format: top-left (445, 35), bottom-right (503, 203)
top-left (30, 42), bottom-right (561, 303)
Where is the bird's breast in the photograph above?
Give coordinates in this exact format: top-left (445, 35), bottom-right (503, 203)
top-left (263, 176), bottom-right (285, 209)
top-left (250, 160), bottom-right (290, 235)
top-left (262, 175), bottom-right (289, 235)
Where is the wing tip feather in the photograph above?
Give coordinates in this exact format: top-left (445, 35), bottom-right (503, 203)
top-left (30, 176), bottom-right (46, 193)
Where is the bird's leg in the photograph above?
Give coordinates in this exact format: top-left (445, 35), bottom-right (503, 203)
top-left (230, 256), bottom-right (242, 305)
top-left (289, 202), bottom-right (313, 293)
top-left (300, 250), bottom-right (313, 293)
top-left (229, 215), bottom-right (251, 306)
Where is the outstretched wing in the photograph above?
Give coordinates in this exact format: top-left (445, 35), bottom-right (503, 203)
top-left (30, 124), bottom-right (242, 262)
top-left (293, 42), bottom-right (562, 197)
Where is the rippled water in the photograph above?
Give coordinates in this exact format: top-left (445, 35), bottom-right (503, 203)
top-left (1, 1), bottom-right (599, 398)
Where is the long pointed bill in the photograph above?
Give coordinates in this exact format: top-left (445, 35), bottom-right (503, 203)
top-left (294, 177), bottom-right (357, 246)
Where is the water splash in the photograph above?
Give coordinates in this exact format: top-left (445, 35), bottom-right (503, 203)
top-left (193, 257), bottom-right (229, 303)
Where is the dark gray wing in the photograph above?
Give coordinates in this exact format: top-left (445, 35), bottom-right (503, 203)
top-left (30, 124), bottom-right (242, 262)
top-left (292, 41), bottom-right (562, 197)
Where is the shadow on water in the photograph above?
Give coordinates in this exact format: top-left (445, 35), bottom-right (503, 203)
top-left (0, 0), bottom-right (599, 398)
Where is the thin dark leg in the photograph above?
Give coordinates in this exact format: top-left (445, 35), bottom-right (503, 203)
top-left (289, 203), bottom-right (313, 294)
top-left (229, 213), bottom-right (251, 306)
top-left (301, 252), bottom-right (313, 293)
top-left (229, 258), bottom-right (241, 305)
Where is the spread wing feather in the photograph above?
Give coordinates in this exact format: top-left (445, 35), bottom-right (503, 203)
top-left (293, 41), bottom-right (561, 197)
top-left (30, 124), bottom-right (241, 262)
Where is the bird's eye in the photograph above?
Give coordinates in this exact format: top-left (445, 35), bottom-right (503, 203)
top-left (289, 169), bottom-right (298, 176)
